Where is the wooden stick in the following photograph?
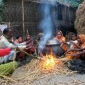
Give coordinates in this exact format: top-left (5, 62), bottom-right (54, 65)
top-left (19, 49), bottom-right (40, 59)
top-left (19, 48), bottom-right (70, 62)
top-left (22, 0), bottom-right (25, 39)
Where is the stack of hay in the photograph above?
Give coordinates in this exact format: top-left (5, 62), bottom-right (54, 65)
top-left (75, 0), bottom-right (85, 34)
top-left (10, 58), bottom-right (73, 85)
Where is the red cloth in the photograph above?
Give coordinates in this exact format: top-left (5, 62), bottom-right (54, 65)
top-left (25, 47), bottom-right (35, 54)
top-left (0, 48), bottom-right (10, 57)
top-left (16, 52), bottom-right (25, 60)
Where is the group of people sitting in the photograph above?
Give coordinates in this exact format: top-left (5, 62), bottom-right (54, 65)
top-left (0, 27), bottom-right (85, 75)
top-left (0, 27), bottom-right (38, 75)
top-left (52, 30), bottom-right (85, 60)
top-left (0, 27), bottom-right (35, 64)
top-left (33, 30), bottom-right (85, 60)
top-left (1, 28), bottom-right (85, 64)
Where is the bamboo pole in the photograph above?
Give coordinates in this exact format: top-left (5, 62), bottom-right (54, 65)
top-left (22, 0), bottom-right (25, 39)
top-left (19, 49), bottom-right (39, 59)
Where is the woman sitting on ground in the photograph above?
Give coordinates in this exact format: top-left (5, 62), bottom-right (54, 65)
top-left (53, 30), bottom-right (67, 52)
top-left (52, 30), bottom-right (67, 56)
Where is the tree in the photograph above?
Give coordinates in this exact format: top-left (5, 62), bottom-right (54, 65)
top-left (0, 0), bottom-right (4, 22)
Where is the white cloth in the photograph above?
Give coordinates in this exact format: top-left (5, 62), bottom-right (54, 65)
top-left (20, 42), bottom-right (26, 45)
top-left (0, 50), bottom-right (15, 63)
top-left (0, 35), bottom-right (26, 49)
top-left (0, 35), bottom-right (16, 63)
top-left (0, 35), bottom-right (15, 48)
top-left (0, 24), bottom-right (7, 32)
top-left (67, 40), bottom-right (78, 49)
top-left (14, 42), bottom-right (26, 50)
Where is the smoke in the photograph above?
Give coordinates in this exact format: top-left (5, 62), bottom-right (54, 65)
top-left (0, 0), bottom-right (2, 2)
top-left (38, 3), bottom-right (54, 53)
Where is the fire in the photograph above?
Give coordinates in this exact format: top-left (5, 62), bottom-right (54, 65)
top-left (41, 53), bottom-right (57, 71)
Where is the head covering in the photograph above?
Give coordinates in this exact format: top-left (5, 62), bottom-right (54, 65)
top-left (37, 33), bottom-right (43, 40)
top-left (78, 34), bottom-right (85, 44)
top-left (56, 30), bottom-right (63, 36)
top-left (78, 34), bottom-right (85, 48)
top-left (54, 30), bottom-right (64, 41)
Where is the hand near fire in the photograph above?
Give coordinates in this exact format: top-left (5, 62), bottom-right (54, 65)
top-left (70, 41), bottom-right (80, 49)
top-left (66, 53), bottom-right (78, 57)
top-left (64, 48), bottom-right (73, 54)
top-left (64, 48), bottom-right (82, 55)
top-left (8, 46), bottom-right (19, 50)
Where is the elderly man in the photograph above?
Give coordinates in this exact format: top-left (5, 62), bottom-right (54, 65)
top-left (2, 28), bottom-right (30, 49)
top-left (0, 28), bottom-right (17, 64)
top-left (0, 27), bottom-right (32, 63)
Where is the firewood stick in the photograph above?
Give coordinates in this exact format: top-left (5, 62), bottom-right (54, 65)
top-left (18, 48), bottom-right (40, 59)
top-left (18, 48), bottom-right (70, 62)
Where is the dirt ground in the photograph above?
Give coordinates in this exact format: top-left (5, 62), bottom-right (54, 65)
top-left (0, 58), bottom-right (85, 85)
top-left (30, 74), bottom-right (85, 85)
top-left (1, 73), bottom-right (85, 85)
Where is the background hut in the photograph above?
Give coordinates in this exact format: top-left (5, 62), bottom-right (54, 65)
top-left (2, 0), bottom-right (83, 38)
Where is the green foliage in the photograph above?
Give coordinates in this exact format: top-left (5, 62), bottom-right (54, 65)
top-left (56, 0), bottom-right (84, 8)
top-left (0, 0), bottom-right (5, 22)
top-left (69, 0), bottom-right (84, 8)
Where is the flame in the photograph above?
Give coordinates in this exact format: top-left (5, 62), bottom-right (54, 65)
top-left (41, 53), bottom-right (56, 71)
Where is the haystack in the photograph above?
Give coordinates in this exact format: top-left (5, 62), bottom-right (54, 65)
top-left (75, 0), bottom-right (85, 34)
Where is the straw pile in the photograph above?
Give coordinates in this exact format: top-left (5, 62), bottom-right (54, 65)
top-left (0, 58), bottom-right (76, 85)
top-left (75, 0), bottom-right (85, 34)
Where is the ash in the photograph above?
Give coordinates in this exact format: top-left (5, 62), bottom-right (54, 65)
top-left (66, 59), bottom-right (85, 74)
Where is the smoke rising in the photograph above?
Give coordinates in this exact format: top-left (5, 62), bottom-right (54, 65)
top-left (38, 3), bottom-right (54, 53)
